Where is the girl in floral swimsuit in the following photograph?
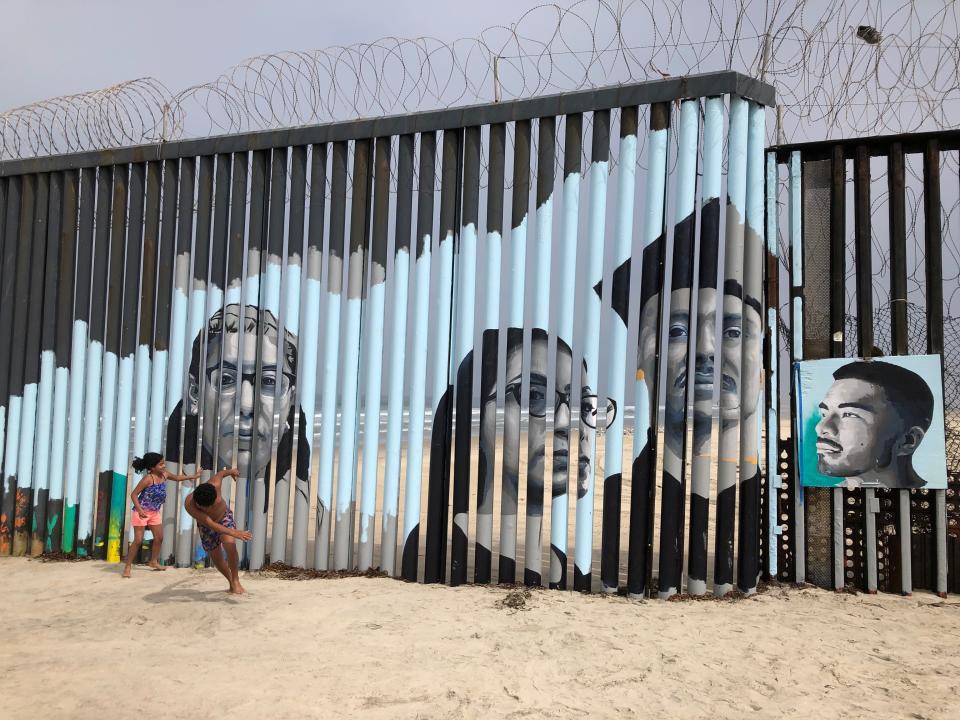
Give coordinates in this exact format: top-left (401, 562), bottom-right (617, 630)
top-left (122, 453), bottom-right (201, 578)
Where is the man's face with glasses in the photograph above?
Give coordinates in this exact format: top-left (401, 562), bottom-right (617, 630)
top-left (189, 304), bottom-right (296, 478)
top-left (497, 331), bottom-right (615, 512)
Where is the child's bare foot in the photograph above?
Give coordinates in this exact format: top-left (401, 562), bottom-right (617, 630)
top-left (148, 561), bottom-right (166, 572)
top-left (229, 579), bottom-right (245, 595)
top-left (122, 566), bottom-right (132, 578)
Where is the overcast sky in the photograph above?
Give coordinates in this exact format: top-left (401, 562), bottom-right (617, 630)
top-left (1, 0), bottom-right (545, 110)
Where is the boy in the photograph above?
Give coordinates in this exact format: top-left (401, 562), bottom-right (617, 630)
top-left (184, 467), bottom-right (252, 594)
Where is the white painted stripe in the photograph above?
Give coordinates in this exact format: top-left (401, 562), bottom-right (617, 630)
top-left (48, 366), bottom-right (70, 502)
top-left (77, 340), bottom-right (104, 542)
top-left (63, 320), bottom-right (88, 510)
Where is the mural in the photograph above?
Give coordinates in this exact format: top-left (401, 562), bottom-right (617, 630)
top-left (795, 356), bottom-right (947, 490)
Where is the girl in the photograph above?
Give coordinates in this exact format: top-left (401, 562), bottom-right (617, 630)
top-left (122, 452), bottom-right (201, 578)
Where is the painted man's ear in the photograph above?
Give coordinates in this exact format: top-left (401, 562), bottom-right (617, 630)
top-left (896, 427), bottom-right (926, 456)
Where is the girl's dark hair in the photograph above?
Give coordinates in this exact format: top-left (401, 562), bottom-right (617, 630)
top-left (132, 452), bottom-right (164, 474)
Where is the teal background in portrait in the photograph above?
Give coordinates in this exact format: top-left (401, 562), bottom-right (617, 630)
top-left (794, 355), bottom-right (948, 489)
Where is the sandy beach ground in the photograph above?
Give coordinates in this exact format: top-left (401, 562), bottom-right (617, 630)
top-left (2, 557), bottom-right (958, 720)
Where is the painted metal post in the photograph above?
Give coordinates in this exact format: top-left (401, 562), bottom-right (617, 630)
top-left (154, 159), bottom-right (180, 564)
top-left (764, 151), bottom-right (781, 581)
top-left (0, 176), bottom-right (17, 554)
top-left (575, 110), bottom-right (609, 592)
top-left (246, 147), bottom-right (286, 570)
top-left (77, 166), bottom-right (113, 557)
top-left (549, 113), bottom-right (581, 590)
top-left (3, 173), bottom-right (38, 556)
top-left (93, 164), bottom-right (128, 560)
top-left (32, 172), bottom-right (62, 555)
top-left (106, 163), bottom-right (146, 563)
top-left (380, 135), bottom-right (413, 576)
top-left (658, 99), bottom-right (698, 599)
top-left (852, 145), bottom-right (878, 593)
top-left (737, 101), bottom-right (765, 595)
top-left (400, 131), bottom-right (436, 582)
top-left (474, 123), bottom-right (504, 585)
top-left (524, 116), bottom-right (555, 588)
top-left (714, 96), bottom-right (748, 596)
top-left (451, 125), bottom-right (480, 586)
top-left (358, 136), bottom-right (391, 571)
top-left (291, 143), bottom-right (325, 568)
top-left (13, 173), bottom-right (48, 556)
top-left (627, 102), bottom-right (670, 598)
top-left (333, 138), bottom-right (372, 570)
top-left (314, 140), bottom-right (348, 571)
top-left (46, 170), bottom-right (78, 552)
top-left (788, 151), bottom-right (806, 584)
top-left (173, 156), bottom-right (208, 568)
top-left (61, 168), bottom-right (94, 554)
top-left (600, 107), bottom-right (640, 594)
top-left (126, 162), bottom-right (161, 555)
top-left (218, 152), bottom-right (249, 507)
top-left (500, 120), bottom-right (530, 585)
top-left (424, 129), bottom-right (459, 584)
top-left (922, 139), bottom-right (947, 598)
top-left (687, 97), bottom-right (723, 596)
top-left (271, 145), bottom-right (306, 565)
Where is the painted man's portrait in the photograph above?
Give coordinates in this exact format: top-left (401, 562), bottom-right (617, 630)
top-left (796, 355), bottom-right (947, 490)
top-left (166, 303), bottom-right (309, 504)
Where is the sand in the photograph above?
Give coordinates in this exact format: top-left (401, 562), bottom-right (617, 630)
top-left (2, 557), bottom-right (958, 720)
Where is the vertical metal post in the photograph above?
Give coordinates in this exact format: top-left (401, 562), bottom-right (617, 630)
top-left (789, 151), bottom-right (806, 583)
top-left (549, 113), bottom-right (581, 590)
top-left (94, 164), bottom-right (128, 560)
top-left (687, 97), bottom-right (723, 596)
top-left (500, 120), bottom-right (531, 585)
top-left (333, 138), bottom-right (372, 570)
top-left (106, 162), bottom-right (145, 563)
top-left (524, 116), bottom-right (555, 588)
top-left (358, 136), bottom-right (391, 572)
top-left (658, 100), bottom-right (698, 598)
top-left (475, 124), bottom-right (504, 584)
top-left (0, 176), bottom-right (21, 554)
top-left (291, 143), bottom-right (326, 568)
top-left (600, 106), bottom-right (639, 594)
top-left (575, 110), bottom-right (609, 592)
top-left (380, 135), bottom-right (413, 575)
top-left (271, 145), bottom-right (306, 565)
top-left (77, 166), bottom-right (112, 557)
top-left (923, 138), bottom-right (947, 598)
top-left (32, 172), bottom-right (62, 555)
top-left (13, 173), bottom-right (48, 557)
top-left (424, 129), bottom-right (460, 583)
top-left (853, 145), bottom-right (878, 593)
top-left (47, 170), bottom-right (78, 553)
top-left (62, 168), bottom-right (94, 554)
top-left (399, 131), bottom-right (436, 581)
top-left (714, 97), bottom-right (748, 595)
top-left (737, 102), bottom-right (765, 594)
top-left (451, 126), bottom-right (480, 585)
top-left (154, 159), bottom-right (180, 564)
top-left (829, 144), bottom-right (846, 592)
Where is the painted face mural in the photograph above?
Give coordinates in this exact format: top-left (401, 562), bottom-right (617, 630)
top-left (484, 330), bottom-right (605, 512)
top-left (797, 356), bottom-right (947, 490)
top-left (168, 304), bottom-right (309, 495)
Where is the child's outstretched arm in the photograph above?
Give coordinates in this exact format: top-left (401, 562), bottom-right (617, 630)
top-left (165, 468), bottom-right (203, 483)
top-left (184, 494), bottom-right (252, 541)
top-left (129, 477), bottom-right (151, 520)
top-left (210, 467), bottom-right (240, 485)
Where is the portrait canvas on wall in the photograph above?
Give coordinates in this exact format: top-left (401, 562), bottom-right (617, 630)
top-left (794, 355), bottom-right (948, 490)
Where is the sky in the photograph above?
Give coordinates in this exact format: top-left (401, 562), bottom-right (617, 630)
top-left (0, 0), bottom-right (546, 111)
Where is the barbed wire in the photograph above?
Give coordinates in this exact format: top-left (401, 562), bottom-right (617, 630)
top-left (1, 0), bottom-right (958, 160)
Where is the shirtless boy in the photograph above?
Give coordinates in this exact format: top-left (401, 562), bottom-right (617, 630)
top-left (184, 468), bottom-right (252, 594)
